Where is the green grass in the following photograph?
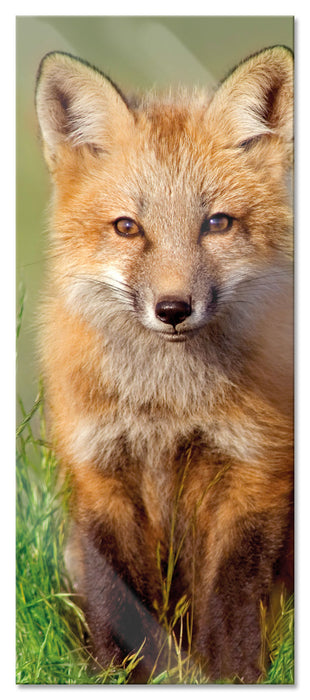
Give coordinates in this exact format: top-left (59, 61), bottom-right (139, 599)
top-left (265, 594), bottom-right (294, 684)
top-left (16, 392), bottom-right (145, 684)
top-left (16, 392), bottom-right (294, 684)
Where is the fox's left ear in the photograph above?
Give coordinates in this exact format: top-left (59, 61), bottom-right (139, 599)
top-left (208, 46), bottom-right (293, 150)
top-left (35, 51), bottom-right (133, 172)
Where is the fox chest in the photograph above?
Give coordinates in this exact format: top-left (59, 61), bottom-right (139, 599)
top-left (68, 407), bottom-right (261, 538)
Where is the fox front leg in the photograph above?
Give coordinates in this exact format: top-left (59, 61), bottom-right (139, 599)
top-left (193, 510), bottom-right (291, 682)
top-left (80, 528), bottom-right (164, 683)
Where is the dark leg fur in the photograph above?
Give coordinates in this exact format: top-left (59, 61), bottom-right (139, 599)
top-left (194, 512), bottom-right (291, 682)
top-left (81, 531), bottom-right (163, 682)
top-left (80, 505), bottom-right (292, 683)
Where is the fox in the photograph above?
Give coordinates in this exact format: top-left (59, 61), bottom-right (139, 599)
top-left (35, 46), bottom-right (293, 683)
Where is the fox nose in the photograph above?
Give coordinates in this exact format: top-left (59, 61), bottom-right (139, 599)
top-left (155, 297), bottom-right (192, 328)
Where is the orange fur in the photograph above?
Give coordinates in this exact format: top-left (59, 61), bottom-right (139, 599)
top-left (36, 47), bottom-right (293, 683)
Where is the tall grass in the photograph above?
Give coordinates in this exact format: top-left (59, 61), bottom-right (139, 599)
top-left (16, 392), bottom-right (145, 684)
top-left (265, 594), bottom-right (294, 684)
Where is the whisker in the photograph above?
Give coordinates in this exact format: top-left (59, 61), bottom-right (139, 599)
top-left (102, 275), bottom-right (136, 293)
top-left (218, 299), bottom-right (257, 306)
top-left (228, 269), bottom-right (291, 290)
top-left (63, 273), bottom-right (137, 307)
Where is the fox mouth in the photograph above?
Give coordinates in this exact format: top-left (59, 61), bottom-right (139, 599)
top-left (157, 328), bottom-right (194, 342)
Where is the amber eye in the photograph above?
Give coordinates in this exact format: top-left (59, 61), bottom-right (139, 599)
top-left (200, 213), bottom-right (233, 235)
top-left (113, 217), bottom-right (142, 237)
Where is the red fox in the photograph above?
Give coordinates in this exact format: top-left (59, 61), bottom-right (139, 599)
top-left (35, 46), bottom-right (293, 683)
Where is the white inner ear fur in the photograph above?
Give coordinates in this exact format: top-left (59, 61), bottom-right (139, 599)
top-left (207, 47), bottom-right (293, 146)
top-left (36, 53), bottom-right (132, 156)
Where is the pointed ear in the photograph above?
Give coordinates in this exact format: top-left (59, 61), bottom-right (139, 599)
top-left (35, 52), bottom-right (133, 171)
top-left (208, 46), bottom-right (293, 149)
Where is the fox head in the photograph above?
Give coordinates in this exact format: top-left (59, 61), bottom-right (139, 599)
top-left (36, 47), bottom-right (293, 347)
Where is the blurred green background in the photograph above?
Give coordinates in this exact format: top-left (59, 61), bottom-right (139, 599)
top-left (16, 15), bottom-right (294, 417)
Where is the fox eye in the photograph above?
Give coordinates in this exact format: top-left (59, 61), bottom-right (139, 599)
top-left (114, 217), bottom-right (142, 237)
top-left (200, 213), bottom-right (233, 235)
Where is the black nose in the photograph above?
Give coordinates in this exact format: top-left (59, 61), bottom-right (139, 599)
top-left (155, 297), bottom-right (192, 328)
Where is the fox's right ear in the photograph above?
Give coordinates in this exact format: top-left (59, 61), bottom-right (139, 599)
top-left (35, 52), bottom-right (133, 171)
top-left (207, 46), bottom-right (293, 151)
